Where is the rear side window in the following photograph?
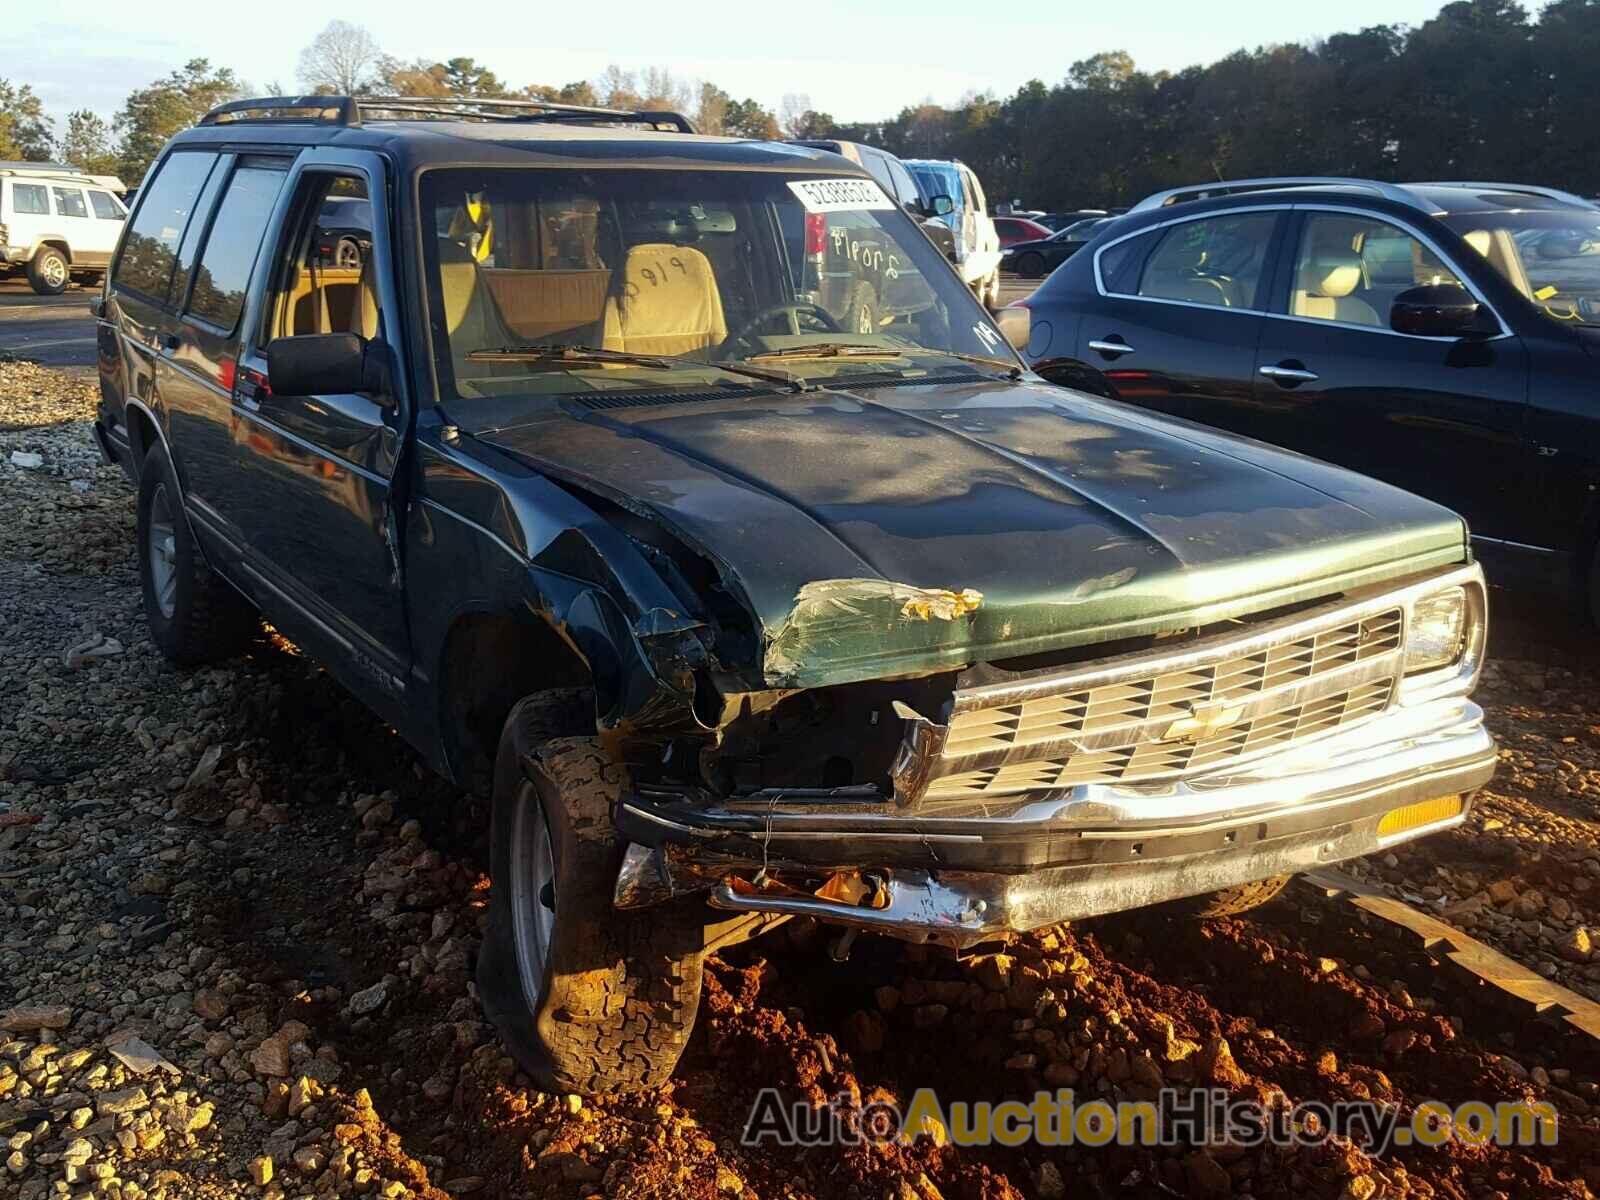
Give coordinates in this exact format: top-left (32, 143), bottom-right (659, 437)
top-left (885, 158), bottom-right (919, 209)
top-left (112, 151), bottom-right (218, 303)
top-left (857, 151), bottom-right (896, 201)
top-left (11, 184), bottom-right (48, 215)
top-left (88, 190), bottom-right (124, 221)
top-left (963, 167), bottom-right (986, 214)
top-left (53, 188), bottom-right (88, 219)
top-left (185, 164), bottom-right (289, 331)
top-left (1097, 229), bottom-right (1157, 293)
top-left (1136, 212), bottom-right (1277, 309)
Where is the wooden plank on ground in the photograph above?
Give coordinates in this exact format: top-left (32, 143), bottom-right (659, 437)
top-left (1296, 869), bottom-right (1600, 1040)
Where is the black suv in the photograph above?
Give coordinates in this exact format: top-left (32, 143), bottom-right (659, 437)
top-left (94, 113), bottom-right (1496, 1095)
top-left (1018, 177), bottom-right (1600, 614)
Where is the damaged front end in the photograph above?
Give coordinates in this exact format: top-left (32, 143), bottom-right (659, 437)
top-left (611, 564), bottom-right (1497, 948)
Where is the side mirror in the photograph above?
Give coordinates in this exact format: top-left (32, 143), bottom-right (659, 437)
top-left (1390, 284), bottom-right (1490, 338)
top-left (995, 305), bottom-right (1030, 352)
top-left (928, 193), bottom-right (955, 217)
top-left (266, 334), bottom-right (393, 401)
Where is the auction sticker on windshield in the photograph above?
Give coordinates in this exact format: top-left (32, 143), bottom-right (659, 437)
top-left (787, 179), bottom-right (896, 213)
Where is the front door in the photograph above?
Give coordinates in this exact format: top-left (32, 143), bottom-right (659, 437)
top-left (1246, 209), bottom-right (1531, 541)
top-left (1076, 208), bottom-right (1283, 424)
top-left (229, 151), bottom-right (412, 697)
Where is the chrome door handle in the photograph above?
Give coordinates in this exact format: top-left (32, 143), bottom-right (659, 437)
top-left (1258, 364), bottom-right (1319, 383)
top-left (1088, 339), bottom-right (1134, 356)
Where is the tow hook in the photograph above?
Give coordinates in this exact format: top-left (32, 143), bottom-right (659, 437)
top-left (829, 873), bottom-right (888, 961)
top-left (829, 927), bottom-right (859, 962)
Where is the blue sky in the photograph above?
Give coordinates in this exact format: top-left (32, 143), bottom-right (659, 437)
top-left (19, 0), bottom-right (1455, 129)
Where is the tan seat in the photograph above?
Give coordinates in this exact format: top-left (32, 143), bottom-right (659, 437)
top-left (356, 255), bottom-right (380, 339)
top-left (601, 244), bottom-right (727, 356)
top-left (1292, 252), bottom-right (1380, 326)
top-left (482, 268), bottom-right (611, 342)
top-left (436, 239), bottom-right (517, 387)
top-left (287, 265), bottom-right (362, 335)
top-left (1461, 227), bottom-right (1533, 299)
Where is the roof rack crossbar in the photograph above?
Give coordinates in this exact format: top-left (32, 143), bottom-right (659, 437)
top-left (1407, 182), bottom-right (1600, 211)
top-left (201, 96), bottom-right (362, 127)
top-left (200, 95), bottom-right (696, 134)
top-left (1128, 177), bottom-right (1433, 214)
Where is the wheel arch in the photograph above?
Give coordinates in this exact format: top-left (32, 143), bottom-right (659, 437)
top-left (435, 608), bottom-right (595, 797)
top-left (31, 237), bottom-right (71, 263)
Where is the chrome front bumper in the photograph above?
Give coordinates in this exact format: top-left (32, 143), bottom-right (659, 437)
top-left (612, 565), bottom-right (1495, 945)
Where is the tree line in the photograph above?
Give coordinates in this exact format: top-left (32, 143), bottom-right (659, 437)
top-left (3, 0), bottom-right (1597, 208)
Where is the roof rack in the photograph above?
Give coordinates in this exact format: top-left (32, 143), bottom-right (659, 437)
top-left (1127, 177), bottom-right (1436, 215)
top-left (1407, 182), bottom-right (1600, 211)
top-left (200, 95), bottom-right (696, 134)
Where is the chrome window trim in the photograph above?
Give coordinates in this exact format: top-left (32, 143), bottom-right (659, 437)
top-left (1471, 534), bottom-right (1560, 556)
top-left (1091, 202), bottom-right (1512, 342)
top-left (1091, 203), bottom-right (1291, 309)
top-left (1128, 177), bottom-right (1439, 215)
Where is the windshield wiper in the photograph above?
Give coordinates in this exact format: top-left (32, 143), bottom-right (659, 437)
top-left (467, 345), bottom-right (674, 370)
top-left (743, 342), bottom-right (910, 363)
top-left (746, 342), bottom-right (1024, 379)
top-left (467, 344), bottom-right (812, 392)
top-left (935, 349), bottom-right (1026, 379)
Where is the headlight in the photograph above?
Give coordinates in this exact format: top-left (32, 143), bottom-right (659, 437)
top-left (1404, 586), bottom-right (1466, 675)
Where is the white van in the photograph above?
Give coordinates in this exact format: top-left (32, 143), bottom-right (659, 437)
top-left (0, 163), bottom-right (129, 294)
top-left (903, 158), bottom-right (1003, 307)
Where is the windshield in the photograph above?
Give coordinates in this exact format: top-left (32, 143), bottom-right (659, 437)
top-left (1053, 218), bottom-right (1104, 242)
top-left (418, 167), bottom-right (1011, 424)
top-left (1443, 208), bottom-right (1600, 326)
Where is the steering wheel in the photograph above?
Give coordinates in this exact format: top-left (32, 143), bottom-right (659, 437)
top-left (718, 302), bottom-right (842, 358)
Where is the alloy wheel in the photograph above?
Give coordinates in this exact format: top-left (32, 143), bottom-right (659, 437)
top-left (509, 786), bottom-right (557, 1007)
top-left (146, 483), bottom-right (178, 619)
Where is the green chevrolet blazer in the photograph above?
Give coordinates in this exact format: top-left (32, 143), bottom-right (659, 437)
top-left (93, 95), bottom-right (1496, 1095)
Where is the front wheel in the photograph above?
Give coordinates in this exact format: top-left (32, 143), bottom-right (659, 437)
top-left (28, 248), bottom-right (69, 295)
top-left (1016, 252), bottom-right (1046, 280)
top-left (478, 704), bottom-right (715, 1094)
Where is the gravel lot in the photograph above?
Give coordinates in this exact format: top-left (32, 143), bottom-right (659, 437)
top-left (3, 358), bottom-right (1599, 1200)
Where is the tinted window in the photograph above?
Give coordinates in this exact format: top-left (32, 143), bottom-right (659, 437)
top-left (1098, 229), bottom-right (1157, 292)
top-left (186, 164), bottom-right (289, 330)
top-left (88, 190), bottom-right (123, 221)
top-left (113, 152), bottom-right (218, 302)
top-left (885, 157), bottom-right (920, 209)
top-left (1137, 213), bottom-right (1276, 308)
top-left (1289, 212), bottom-right (1465, 329)
top-left (855, 150), bottom-right (897, 201)
top-left (11, 183), bottom-right (48, 215)
top-left (52, 188), bottom-right (88, 219)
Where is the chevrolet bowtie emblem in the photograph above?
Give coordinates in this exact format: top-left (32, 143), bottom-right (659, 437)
top-left (1159, 701), bottom-right (1247, 744)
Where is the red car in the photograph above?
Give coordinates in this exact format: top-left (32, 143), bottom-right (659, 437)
top-left (994, 215), bottom-right (1053, 247)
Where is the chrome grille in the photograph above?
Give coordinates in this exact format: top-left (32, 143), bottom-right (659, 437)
top-left (913, 608), bottom-right (1404, 803)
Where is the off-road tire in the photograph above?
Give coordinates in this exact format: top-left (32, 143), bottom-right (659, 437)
top-left (136, 446), bottom-right (258, 666)
top-left (1016, 251), bottom-right (1046, 280)
top-left (478, 706), bottom-right (714, 1094)
top-left (1168, 875), bottom-right (1293, 919)
top-left (28, 247), bottom-right (70, 295)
